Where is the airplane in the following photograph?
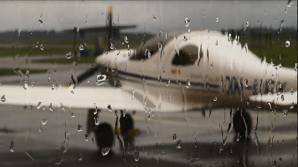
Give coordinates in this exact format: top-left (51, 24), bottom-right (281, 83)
top-left (0, 15), bottom-right (297, 156)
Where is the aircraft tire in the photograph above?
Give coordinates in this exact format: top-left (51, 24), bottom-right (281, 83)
top-left (119, 114), bottom-right (135, 149)
top-left (233, 108), bottom-right (252, 141)
top-left (95, 123), bottom-right (114, 151)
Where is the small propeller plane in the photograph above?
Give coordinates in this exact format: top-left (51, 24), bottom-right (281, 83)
top-left (0, 7), bottom-right (296, 155)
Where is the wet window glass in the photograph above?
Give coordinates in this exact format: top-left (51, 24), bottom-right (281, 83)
top-left (172, 45), bottom-right (198, 66)
top-left (0, 1), bottom-right (296, 167)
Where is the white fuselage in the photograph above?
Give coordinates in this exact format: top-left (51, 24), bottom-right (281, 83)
top-left (96, 30), bottom-right (297, 112)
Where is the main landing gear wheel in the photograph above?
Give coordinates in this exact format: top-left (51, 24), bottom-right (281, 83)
top-left (94, 123), bottom-right (114, 153)
top-left (233, 108), bottom-right (252, 142)
top-left (119, 112), bottom-right (135, 149)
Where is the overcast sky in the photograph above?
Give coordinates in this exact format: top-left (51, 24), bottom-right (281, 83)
top-left (0, 1), bottom-right (296, 34)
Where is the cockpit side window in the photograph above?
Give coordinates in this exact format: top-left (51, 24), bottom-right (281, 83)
top-left (172, 45), bottom-right (198, 66)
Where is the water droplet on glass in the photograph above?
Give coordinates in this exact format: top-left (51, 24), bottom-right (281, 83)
top-left (65, 52), bottom-right (72, 59)
top-left (210, 63), bottom-right (213, 69)
top-left (213, 97), bottom-right (217, 101)
top-left (166, 78), bottom-right (171, 86)
top-left (173, 133), bottom-right (177, 141)
top-left (38, 19), bottom-right (43, 26)
top-left (186, 79), bottom-right (191, 89)
top-left (188, 29), bottom-right (191, 33)
top-left (39, 127), bottom-right (42, 133)
top-left (290, 102), bottom-right (294, 109)
top-left (281, 95), bottom-right (284, 101)
top-left (152, 15), bottom-right (156, 20)
top-left (77, 153), bottom-right (83, 161)
top-left (244, 43), bottom-right (248, 53)
top-left (92, 137), bottom-right (94, 144)
top-left (246, 20), bottom-right (249, 27)
top-left (37, 102), bottom-right (42, 109)
top-left (101, 147), bottom-right (111, 156)
top-left (49, 103), bottom-right (53, 112)
top-left (158, 42), bottom-right (163, 51)
top-left (10, 141), bottom-right (14, 152)
top-left (124, 36), bottom-right (129, 43)
top-left (176, 140), bottom-right (182, 149)
top-left (41, 119), bottom-right (47, 125)
top-left (215, 17), bottom-right (219, 22)
top-left (40, 44), bottom-right (44, 50)
top-left (85, 133), bottom-right (88, 141)
top-left (215, 40), bottom-right (218, 46)
top-left (1, 95), bottom-right (6, 102)
top-left (134, 151), bottom-right (140, 161)
top-left (283, 109), bottom-right (288, 116)
top-left (132, 89), bottom-right (135, 100)
top-left (285, 41), bottom-right (290, 47)
top-left (182, 36), bottom-right (188, 41)
top-left (77, 124), bottom-right (83, 132)
top-left (184, 18), bottom-right (190, 27)
top-left (290, 88), bottom-right (294, 95)
top-left (23, 81), bottom-right (28, 90)
top-left (96, 75), bottom-right (107, 86)
top-left (71, 112), bottom-right (75, 118)
top-left (107, 104), bottom-right (112, 112)
top-left (79, 44), bottom-right (84, 51)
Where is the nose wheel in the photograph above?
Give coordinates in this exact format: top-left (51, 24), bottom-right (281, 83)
top-left (119, 112), bottom-right (135, 150)
top-left (94, 123), bottom-right (114, 152)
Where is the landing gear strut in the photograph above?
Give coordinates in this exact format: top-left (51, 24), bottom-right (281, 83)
top-left (119, 111), bottom-right (135, 150)
top-left (233, 108), bottom-right (252, 141)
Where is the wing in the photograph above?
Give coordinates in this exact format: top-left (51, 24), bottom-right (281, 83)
top-left (0, 85), bottom-right (179, 112)
top-left (64, 25), bottom-right (137, 33)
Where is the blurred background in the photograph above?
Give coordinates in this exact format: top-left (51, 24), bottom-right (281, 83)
top-left (0, 1), bottom-right (296, 167)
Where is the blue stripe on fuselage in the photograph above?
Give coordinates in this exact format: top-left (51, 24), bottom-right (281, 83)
top-left (118, 70), bottom-right (220, 89)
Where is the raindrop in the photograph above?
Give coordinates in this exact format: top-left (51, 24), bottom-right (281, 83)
top-left (40, 44), bottom-right (44, 50)
top-left (166, 78), bottom-right (171, 86)
top-left (39, 127), bottom-right (42, 133)
top-left (41, 119), bottom-right (47, 125)
top-left (71, 112), bottom-right (75, 118)
top-left (188, 29), bottom-right (191, 33)
top-left (213, 97), bottom-right (217, 101)
top-left (215, 17), bottom-right (219, 22)
top-left (158, 42), bottom-right (163, 51)
top-left (101, 147), bottom-right (111, 156)
top-left (152, 15), bottom-right (156, 20)
top-left (49, 103), bottom-right (53, 112)
top-left (182, 36), bottom-right (188, 41)
top-left (85, 133), bottom-right (88, 141)
top-left (215, 40), bottom-right (218, 46)
top-left (290, 88), bottom-right (294, 95)
top-left (285, 8), bottom-right (288, 13)
top-left (246, 20), bottom-right (249, 27)
top-left (244, 43), bottom-right (248, 53)
top-left (173, 133), bottom-right (177, 141)
top-left (77, 153), bottom-right (83, 161)
top-left (77, 124), bottom-right (83, 132)
top-left (210, 63), bottom-right (213, 69)
top-left (134, 151), bottom-right (140, 161)
top-left (176, 140), bottom-right (182, 149)
top-left (37, 102), bottom-right (42, 109)
top-left (110, 42), bottom-right (115, 50)
top-left (92, 137), bottom-right (94, 144)
top-left (283, 110), bottom-right (288, 116)
top-left (184, 18), bottom-right (190, 27)
top-left (79, 44), bottom-right (84, 50)
top-left (124, 36), bottom-right (129, 43)
top-left (38, 19), bottom-right (43, 26)
top-left (186, 79), bottom-right (191, 89)
top-left (65, 52), bottom-right (72, 59)
top-left (96, 75), bottom-right (107, 86)
top-left (132, 89), bottom-right (135, 100)
top-left (285, 41), bottom-right (290, 47)
top-left (23, 81), bottom-right (28, 90)
top-left (281, 95), bottom-right (284, 101)
top-left (1, 95), bottom-right (6, 102)
top-left (290, 102), bottom-right (294, 109)
top-left (107, 104), bottom-right (112, 112)
top-left (10, 141), bottom-right (14, 152)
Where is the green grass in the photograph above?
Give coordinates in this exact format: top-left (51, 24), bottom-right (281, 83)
top-left (0, 68), bottom-right (47, 76)
top-left (32, 56), bottom-right (95, 64)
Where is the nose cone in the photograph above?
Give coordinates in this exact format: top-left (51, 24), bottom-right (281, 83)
top-left (95, 49), bottom-right (130, 70)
